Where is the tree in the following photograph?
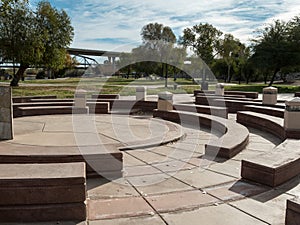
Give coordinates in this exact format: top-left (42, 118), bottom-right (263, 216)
top-left (36, 1), bottom-right (73, 79)
top-left (0, 0), bottom-right (74, 86)
top-left (141, 22), bottom-right (176, 87)
top-left (179, 23), bottom-right (223, 65)
top-left (218, 34), bottom-right (242, 83)
top-left (251, 17), bottom-right (300, 86)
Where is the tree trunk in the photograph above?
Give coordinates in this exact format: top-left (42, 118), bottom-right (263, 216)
top-left (10, 65), bottom-right (28, 86)
top-left (269, 68), bottom-right (280, 86)
top-left (239, 70), bottom-right (242, 85)
top-left (165, 63), bottom-right (168, 88)
top-left (226, 64), bottom-right (231, 83)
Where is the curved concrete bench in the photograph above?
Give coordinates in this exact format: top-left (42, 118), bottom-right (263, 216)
top-left (214, 99), bottom-right (286, 113)
top-left (195, 95), bottom-right (254, 106)
top-left (153, 110), bottom-right (249, 158)
top-left (194, 90), bottom-right (258, 99)
top-left (196, 93), bottom-right (247, 98)
top-left (17, 106), bottom-right (89, 116)
top-left (237, 111), bottom-right (285, 140)
top-left (29, 99), bottom-right (158, 113)
top-left (14, 102), bottom-right (109, 117)
top-left (244, 105), bottom-right (284, 118)
top-left (13, 95), bottom-right (57, 103)
top-left (242, 139), bottom-right (300, 187)
top-left (0, 162), bottom-right (86, 222)
top-left (237, 110), bottom-right (300, 140)
top-left (173, 103), bottom-right (228, 118)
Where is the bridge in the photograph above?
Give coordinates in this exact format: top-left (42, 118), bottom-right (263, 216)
top-left (0, 48), bottom-right (123, 75)
top-left (66, 48), bottom-right (122, 68)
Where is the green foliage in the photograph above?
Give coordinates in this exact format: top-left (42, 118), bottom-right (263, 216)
top-left (250, 17), bottom-right (300, 86)
top-left (0, 0), bottom-right (74, 86)
top-left (118, 22), bottom-right (188, 87)
top-left (179, 23), bottom-right (223, 64)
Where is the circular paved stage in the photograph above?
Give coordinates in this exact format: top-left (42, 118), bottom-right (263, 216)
top-left (6, 114), bottom-right (184, 149)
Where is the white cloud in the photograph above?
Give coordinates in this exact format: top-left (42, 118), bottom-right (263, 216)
top-left (33, 0), bottom-right (300, 52)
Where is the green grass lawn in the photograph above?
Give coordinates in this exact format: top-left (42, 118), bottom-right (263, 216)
top-left (2, 77), bottom-right (299, 98)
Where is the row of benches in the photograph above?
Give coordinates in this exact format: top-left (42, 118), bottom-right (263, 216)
top-left (153, 109), bottom-right (249, 159)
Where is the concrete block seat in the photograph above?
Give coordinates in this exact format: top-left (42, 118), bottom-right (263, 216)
top-left (244, 105), bottom-right (285, 118)
top-left (242, 139), bottom-right (300, 187)
top-left (0, 143), bottom-right (123, 179)
top-left (0, 162), bottom-right (86, 222)
top-left (286, 198), bottom-right (300, 225)
top-left (173, 103), bottom-right (228, 118)
top-left (153, 109), bottom-right (249, 158)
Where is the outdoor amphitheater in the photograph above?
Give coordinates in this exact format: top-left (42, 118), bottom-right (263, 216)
top-left (0, 84), bottom-right (299, 225)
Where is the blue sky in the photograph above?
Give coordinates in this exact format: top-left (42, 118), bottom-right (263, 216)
top-left (29, 0), bottom-right (300, 52)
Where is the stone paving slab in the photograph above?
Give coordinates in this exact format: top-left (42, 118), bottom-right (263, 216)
top-left (207, 159), bottom-right (241, 178)
top-left (88, 197), bottom-right (154, 220)
top-left (230, 192), bottom-right (293, 224)
top-left (123, 165), bottom-right (163, 177)
top-left (203, 180), bottom-right (270, 202)
top-left (161, 204), bottom-right (268, 225)
top-left (130, 176), bottom-right (193, 196)
top-left (89, 215), bottom-right (165, 225)
top-left (87, 178), bottom-right (140, 199)
top-left (146, 190), bottom-right (219, 213)
top-left (173, 168), bottom-right (237, 189)
top-left (151, 159), bottom-right (196, 173)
